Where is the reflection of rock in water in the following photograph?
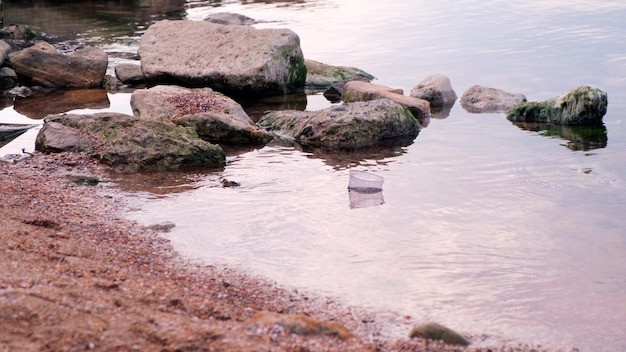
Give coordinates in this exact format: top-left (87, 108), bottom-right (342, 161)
top-left (13, 89), bottom-right (110, 120)
top-left (348, 189), bottom-right (384, 209)
top-left (512, 122), bottom-right (608, 151)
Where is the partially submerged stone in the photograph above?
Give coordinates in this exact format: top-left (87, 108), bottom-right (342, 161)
top-left (258, 98), bottom-right (420, 149)
top-left (342, 80), bottom-right (430, 120)
top-left (506, 85), bottom-right (607, 125)
top-left (460, 85), bottom-right (526, 113)
top-left (246, 311), bottom-right (354, 340)
top-left (410, 74), bottom-right (457, 109)
top-left (131, 85), bottom-right (274, 145)
top-left (138, 20), bottom-right (307, 97)
top-left (409, 322), bottom-right (470, 346)
top-left (305, 59), bottom-right (375, 91)
top-left (36, 112), bottom-right (226, 172)
top-left (203, 12), bottom-right (258, 26)
top-left (10, 42), bottom-right (108, 88)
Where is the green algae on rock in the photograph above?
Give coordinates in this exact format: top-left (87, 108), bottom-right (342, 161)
top-left (506, 85), bottom-right (607, 125)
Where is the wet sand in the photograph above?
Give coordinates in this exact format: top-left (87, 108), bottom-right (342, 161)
top-left (0, 152), bottom-right (565, 351)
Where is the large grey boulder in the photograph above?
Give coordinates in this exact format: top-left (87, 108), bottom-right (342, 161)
top-left (410, 74), bottom-right (457, 108)
top-left (9, 42), bottom-right (108, 88)
top-left (305, 59), bottom-right (374, 91)
top-left (258, 99), bottom-right (420, 149)
top-left (138, 20), bottom-right (307, 97)
top-left (342, 80), bottom-right (430, 120)
top-left (506, 85), bottom-right (607, 125)
top-left (36, 112), bottom-right (226, 172)
top-left (131, 85), bottom-right (274, 145)
top-left (460, 85), bottom-right (526, 113)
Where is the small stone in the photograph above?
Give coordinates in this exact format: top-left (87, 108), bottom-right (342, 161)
top-left (409, 322), bottom-right (470, 346)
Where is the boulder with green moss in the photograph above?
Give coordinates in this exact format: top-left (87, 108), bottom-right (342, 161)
top-left (36, 112), bottom-right (225, 172)
top-left (506, 85), bottom-right (607, 125)
top-left (258, 99), bottom-right (420, 149)
top-left (305, 59), bottom-right (375, 91)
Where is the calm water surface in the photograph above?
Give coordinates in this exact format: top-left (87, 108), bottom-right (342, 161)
top-left (3, 1), bottom-right (626, 350)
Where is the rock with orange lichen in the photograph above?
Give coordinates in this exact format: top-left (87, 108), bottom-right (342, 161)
top-left (131, 85), bottom-right (274, 145)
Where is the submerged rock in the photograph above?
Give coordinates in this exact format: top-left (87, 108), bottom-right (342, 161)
top-left (130, 85), bottom-right (274, 145)
top-left (409, 322), bottom-right (470, 346)
top-left (138, 19), bottom-right (306, 97)
top-left (10, 42), bottom-right (108, 88)
top-left (36, 112), bottom-right (225, 172)
top-left (246, 311), bottom-right (354, 340)
top-left (460, 85), bottom-right (527, 113)
top-left (258, 99), bottom-right (420, 149)
top-left (506, 85), bottom-right (608, 125)
top-left (203, 12), bottom-right (258, 26)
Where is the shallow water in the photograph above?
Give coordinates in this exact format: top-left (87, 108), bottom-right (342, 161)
top-left (2, 1), bottom-right (626, 350)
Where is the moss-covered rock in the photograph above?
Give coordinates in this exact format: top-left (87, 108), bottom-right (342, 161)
top-left (258, 99), bottom-right (420, 149)
top-left (305, 59), bottom-right (375, 91)
top-left (409, 322), bottom-right (470, 346)
top-left (37, 112), bottom-right (225, 172)
top-left (506, 85), bottom-right (607, 125)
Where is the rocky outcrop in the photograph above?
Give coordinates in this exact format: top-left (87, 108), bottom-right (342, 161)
top-left (410, 74), bottom-right (457, 109)
top-left (36, 112), bottom-right (226, 172)
top-left (506, 85), bottom-right (607, 125)
top-left (138, 20), bottom-right (307, 97)
top-left (342, 80), bottom-right (430, 120)
top-left (460, 85), bottom-right (526, 113)
top-left (258, 99), bottom-right (420, 149)
top-left (130, 85), bottom-right (274, 145)
top-left (305, 59), bottom-right (374, 91)
top-left (10, 42), bottom-right (108, 88)
top-left (114, 63), bottom-right (145, 86)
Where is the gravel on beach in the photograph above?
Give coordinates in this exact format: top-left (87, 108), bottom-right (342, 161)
top-left (0, 152), bottom-right (574, 352)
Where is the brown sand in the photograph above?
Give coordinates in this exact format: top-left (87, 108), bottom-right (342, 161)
top-left (0, 152), bottom-right (566, 351)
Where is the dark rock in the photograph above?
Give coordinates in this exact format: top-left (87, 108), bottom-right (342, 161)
top-left (409, 322), bottom-right (470, 346)
top-left (506, 85), bottom-right (607, 125)
top-left (36, 113), bottom-right (226, 172)
top-left (10, 42), bottom-right (108, 88)
top-left (460, 85), bottom-right (527, 113)
top-left (0, 24), bottom-right (45, 41)
top-left (138, 20), bottom-right (306, 97)
top-left (0, 66), bottom-right (17, 90)
top-left (258, 99), bottom-right (420, 149)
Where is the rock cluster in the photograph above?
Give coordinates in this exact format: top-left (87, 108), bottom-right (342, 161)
top-left (0, 13), bottom-right (611, 169)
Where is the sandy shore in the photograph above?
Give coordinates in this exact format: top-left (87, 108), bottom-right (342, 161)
top-left (0, 152), bottom-right (568, 351)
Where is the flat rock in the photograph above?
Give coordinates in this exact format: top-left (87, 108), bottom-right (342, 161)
top-left (305, 59), bottom-right (374, 91)
top-left (460, 85), bottom-right (526, 113)
top-left (138, 20), bottom-right (307, 97)
top-left (36, 112), bottom-right (225, 172)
